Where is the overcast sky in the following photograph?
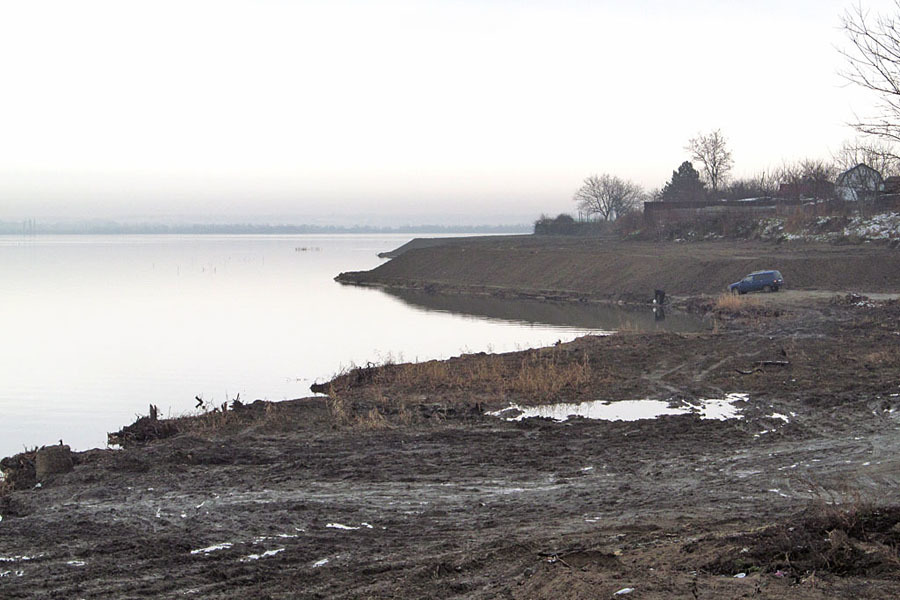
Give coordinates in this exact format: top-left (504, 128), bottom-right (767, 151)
top-left (0, 0), bottom-right (895, 225)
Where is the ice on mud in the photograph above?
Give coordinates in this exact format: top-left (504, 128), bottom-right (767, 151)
top-left (313, 558), bottom-right (329, 568)
top-left (489, 393), bottom-right (747, 423)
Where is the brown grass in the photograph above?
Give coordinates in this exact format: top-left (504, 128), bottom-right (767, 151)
top-left (714, 291), bottom-right (759, 311)
top-left (326, 389), bottom-right (350, 427)
top-left (319, 347), bottom-right (598, 427)
top-left (357, 407), bottom-right (390, 430)
top-left (863, 349), bottom-right (896, 366)
top-left (376, 351), bottom-right (593, 398)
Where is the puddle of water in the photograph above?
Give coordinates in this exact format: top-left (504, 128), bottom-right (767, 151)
top-left (489, 393), bottom-right (748, 422)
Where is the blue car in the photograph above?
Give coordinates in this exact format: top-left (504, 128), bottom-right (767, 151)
top-left (729, 270), bottom-right (784, 294)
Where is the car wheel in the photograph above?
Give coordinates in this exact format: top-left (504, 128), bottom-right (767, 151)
top-left (764, 285), bottom-right (773, 292)
top-left (772, 286), bottom-right (779, 292)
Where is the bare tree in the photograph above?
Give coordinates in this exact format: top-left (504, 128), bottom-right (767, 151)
top-left (721, 170), bottom-right (779, 200)
top-left (685, 129), bottom-right (734, 193)
top-left (574, 174), bottom-right (643, 221)
top-left (774, 158), bottom-right (837, 199)
top-left (775, 158), bottom-right (837, 185)
top-left (841, 3), bottom-right (900, 144)
top-left (833, 138), bottom-right (900, 176)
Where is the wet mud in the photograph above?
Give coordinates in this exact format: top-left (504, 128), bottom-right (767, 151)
top-left (2, 292), bottom-right (900, 598)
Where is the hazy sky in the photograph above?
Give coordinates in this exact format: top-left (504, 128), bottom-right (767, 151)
top-left (0, 0), bottom-right (895, 225)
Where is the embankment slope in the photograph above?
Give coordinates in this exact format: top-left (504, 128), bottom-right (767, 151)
top-left (340, 237), bottom-right (900, 300)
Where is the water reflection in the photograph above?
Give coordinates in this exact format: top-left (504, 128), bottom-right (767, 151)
top-left (380, 288), bottom-right (706, 333)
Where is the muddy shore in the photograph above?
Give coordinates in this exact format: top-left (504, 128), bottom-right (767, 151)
top-left (3, 239), bottom-right (900, 599)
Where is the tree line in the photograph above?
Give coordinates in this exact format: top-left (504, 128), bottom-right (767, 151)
top-left (567, 130), bottom-right (900, 228)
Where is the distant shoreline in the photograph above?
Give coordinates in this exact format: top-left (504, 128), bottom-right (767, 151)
top-left (0, 222), bottom-right (530, 236)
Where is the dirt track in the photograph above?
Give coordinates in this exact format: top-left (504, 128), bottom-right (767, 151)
top-left (3, 240), bottom-right (900, 599)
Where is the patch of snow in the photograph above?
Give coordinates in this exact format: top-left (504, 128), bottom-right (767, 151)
top-left (327, 522), bottom-right (368, 530)
top-left (66, 560), bottom-right (86, 567)
top-left (614, 588), bottom-right (634, 595)
top-left (769, 413), bottom-right (791, 422)
top-left (241, 548), bottom-right (285, 562)
top-left (313, 557), bottom-right (329, 568)
top-left (0, 555), bottom-right (40, 563)
top-left (190, 543), bottom-right (233, 555)
top-left (0, 570), bottom-right (24, 578)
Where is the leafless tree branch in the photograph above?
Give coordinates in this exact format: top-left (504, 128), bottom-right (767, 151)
top-left (840, 2), bottom-right (900, 145)
top-left (685, 129), bottom-right (734, 193)
top-left (573, 174), bottom-right (644, 221)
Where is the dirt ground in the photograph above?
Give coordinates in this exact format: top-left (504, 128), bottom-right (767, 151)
top-left (3, 242), bottom-right (900, 598)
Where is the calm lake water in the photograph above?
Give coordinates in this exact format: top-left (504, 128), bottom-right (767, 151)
top-left (0, 234), bottom-right (701, 457)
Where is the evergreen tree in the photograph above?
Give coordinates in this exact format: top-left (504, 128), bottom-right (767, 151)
top-left (660, 161), bottom-right (707, 202)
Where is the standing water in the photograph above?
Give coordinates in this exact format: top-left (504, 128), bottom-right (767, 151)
top-left (0, 234), bottom-right (701, 457)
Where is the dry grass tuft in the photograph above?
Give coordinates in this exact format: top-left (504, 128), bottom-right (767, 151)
top-left (715, 291), bottom-right (759, 311)
top-left (357, 407), bottom-right (390, 430)
top-left (864, 350), bottom-right (896, 366)
top-left (326, 389), bottom-right (350, 427)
